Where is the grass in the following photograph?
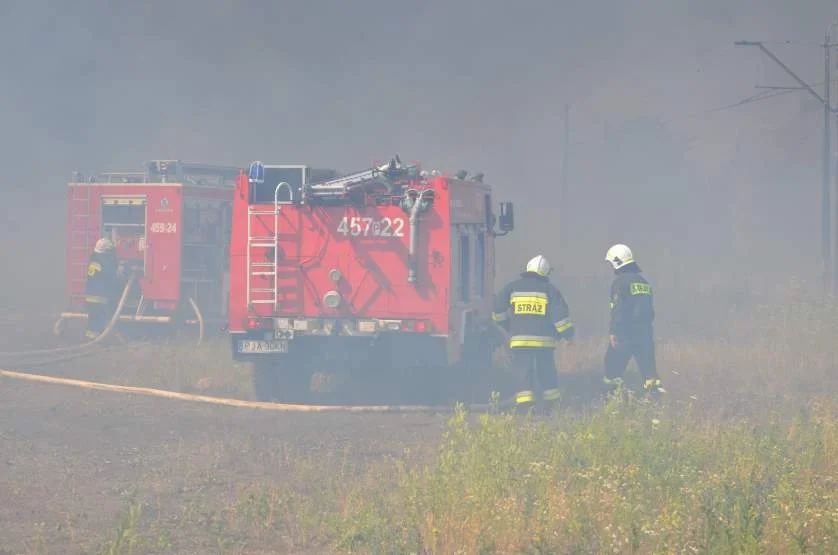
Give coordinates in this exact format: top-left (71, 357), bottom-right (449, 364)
top-left (7, 286), bottom-right (838, 554)
top-left (334, 395), bottom-right (837, 554)
top-left (93, 393), bottom-right (838, 554)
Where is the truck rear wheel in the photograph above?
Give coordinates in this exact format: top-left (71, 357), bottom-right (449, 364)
top-left (250, 357), bottom-right (312, 403)
top-left (251, 362), bottom-right (277, 402)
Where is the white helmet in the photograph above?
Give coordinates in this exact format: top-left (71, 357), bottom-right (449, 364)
top-left (605, 244), bottom-right (634, 270)
top-left (525, 255), bottom-right (552, 277)
top-left (94, 238), bottom-right (115, 254)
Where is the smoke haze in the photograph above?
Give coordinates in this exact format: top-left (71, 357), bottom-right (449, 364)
top-left (2, 0), bottom-right (836, 337)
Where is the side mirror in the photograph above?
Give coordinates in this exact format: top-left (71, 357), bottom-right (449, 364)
top-left (498, 202), bottom-right (514, 233)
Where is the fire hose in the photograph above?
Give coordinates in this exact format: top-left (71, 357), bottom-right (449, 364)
top-left (0, 281), bottom-right (525, 414)
top-left (0, 367), bottom-right (522, 413)
top-left (0, 310), bottom-right (522, 414)
top-left (0, 278), bottom-right (137, 361)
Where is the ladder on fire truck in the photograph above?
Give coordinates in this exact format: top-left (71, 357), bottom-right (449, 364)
top-left (246, 179), bottom-right (295, 311)
top-left (69, 175), bottom-right (93, 293)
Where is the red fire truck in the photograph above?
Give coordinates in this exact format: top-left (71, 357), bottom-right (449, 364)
top-left (228, 156), bottom-right (515, 402)
top-left (56, 160), bottom-right (240, 343)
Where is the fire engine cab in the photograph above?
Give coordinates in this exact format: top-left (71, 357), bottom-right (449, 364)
top-left (57, 160), bottom-right (240, 342)
top-left (228, 156), bottom-right (515, 402)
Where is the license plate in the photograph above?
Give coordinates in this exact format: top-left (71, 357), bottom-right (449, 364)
top-left (237, 339), bottom-right (289, 354)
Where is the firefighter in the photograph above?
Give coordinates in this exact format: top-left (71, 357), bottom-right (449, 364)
top-left (84, 238), bottom-right (121, 340)
top-left (492, 255), bottom-right (575, 413)
top-left (603, 244), bottom-right (664, 394)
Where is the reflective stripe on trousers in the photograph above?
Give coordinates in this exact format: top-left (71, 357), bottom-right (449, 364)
top-left (542, 388), bottom-right (560, 402)
top-left (515, 390), bottom-right (534, 405)
top-left (509, 335), bottom-right (556, 348)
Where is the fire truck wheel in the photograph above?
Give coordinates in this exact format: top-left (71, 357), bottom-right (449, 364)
top-left (251, 362), bottom-right (278, 402)
top-left (250, 359), bottom-right (312, 403)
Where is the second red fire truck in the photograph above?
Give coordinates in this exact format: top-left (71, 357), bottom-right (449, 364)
top-left (57, 160), bottom-right (240, 343)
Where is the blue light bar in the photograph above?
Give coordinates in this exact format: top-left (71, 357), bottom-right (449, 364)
top-left (248, 161), bottom-right (264, 183)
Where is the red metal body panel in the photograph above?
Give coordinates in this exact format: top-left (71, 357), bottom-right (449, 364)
top-left (228, 166), bottom-right (501, 366)
top-left (229, 175), bottom-right (454, 333)
top-left (64, 168), bottom-right (237, 322)
top-left (65, 184), bottom-right (184, 306)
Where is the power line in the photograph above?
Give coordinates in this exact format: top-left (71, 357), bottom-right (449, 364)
top-left (566, 87), bottom-right (811, 148)
top-left (734, 35), bottom-right (837, 296)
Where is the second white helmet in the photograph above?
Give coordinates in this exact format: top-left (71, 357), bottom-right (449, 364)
top-left (94, 238), bottom-right (115, 254)
top-left (525, 254), bottom-right (552, 277)
top-left (605, 244), bottom-right (634, 270)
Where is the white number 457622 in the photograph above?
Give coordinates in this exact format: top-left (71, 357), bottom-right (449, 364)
top-left (337, 216), bottom-right (405, 237)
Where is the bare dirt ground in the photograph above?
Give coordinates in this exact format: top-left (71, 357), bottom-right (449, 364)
top-left (0, 378), bottom-right (448, 554)
top-left (0, 317), bottom-right (453, 554)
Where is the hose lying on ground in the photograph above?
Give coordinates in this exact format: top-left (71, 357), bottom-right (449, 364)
top-left (0, 367), bottom-right (516, 413)
top-left (0, 278), bottom-right (135, 359)
top-left (187, 296), bottom-right (204, 347)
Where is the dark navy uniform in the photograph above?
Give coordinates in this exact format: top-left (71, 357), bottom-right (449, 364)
top-left (604, 262), bottom-right (660, 391)
top-left (84, 250), bottom-right (121, 338)
top-left (492, 271), bottom-right (574, 410)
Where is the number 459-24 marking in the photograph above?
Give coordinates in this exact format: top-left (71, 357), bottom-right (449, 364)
top-left (337, 216), bottom-right (405, 237)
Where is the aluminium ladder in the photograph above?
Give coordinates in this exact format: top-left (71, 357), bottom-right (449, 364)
top-left (245, 182), bottom-right (294, 312)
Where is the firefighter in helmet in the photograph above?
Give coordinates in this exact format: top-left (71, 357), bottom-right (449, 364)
top-left (603, 244), bottom-right (664, 394)
top-left (492, 255), bottom-right (575, 412)
top-left (84, 238), bottom-right (121, 340)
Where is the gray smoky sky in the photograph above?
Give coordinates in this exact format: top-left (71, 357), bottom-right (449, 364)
top-left (1, 0), bottom-right (836, 334)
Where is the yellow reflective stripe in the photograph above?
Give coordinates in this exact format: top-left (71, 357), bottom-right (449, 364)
top-left (510, 296), bottom-right (548, 305)
top-left (492, 311), bottom-right (508, 322)
top-left (510, 291), bottom-right (547, 299)
top-left (543, 388), bottom-right (560, 401)
top-left (510, 336), bottom-right (556, 348)
top-left (643, 378), bottom-right (661, 390)
top-left (87, 262), bottom-right (102, 277)
top-left (630, 283), bottom-right (652, 296)
top-left (515, 390), bottom-right (534, 404)
top-left (85, 330), bottom-right (99, 339)
top-left (511, 334), bottom-right (555, 342)
top-left (554, 318), bottom-right (573, 333)
top-left (85, 295), bottom-right (108, 304)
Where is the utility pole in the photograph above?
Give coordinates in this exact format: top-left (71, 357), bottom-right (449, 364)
top-left (828, 20), bottom-right (838, 297)
top-left (559, 104), bottom-right (570, 239)
top-left (734, 39), bottom-right (837, 296)
top-left (827, 26), bottom-right (837, 297)
top-left (824, 34), bottom-right (833, 297)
